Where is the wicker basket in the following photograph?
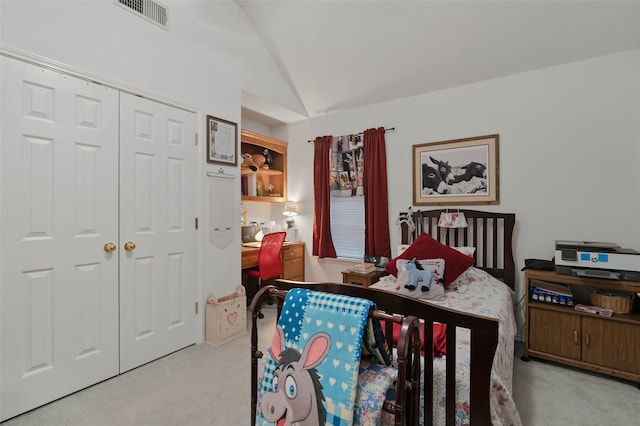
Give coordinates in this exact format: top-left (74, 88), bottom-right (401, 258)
top-left (589, 289), bottom-right (635, 314)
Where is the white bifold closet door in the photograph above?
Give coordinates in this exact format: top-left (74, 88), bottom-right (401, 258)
top-left (118, 92), bottom-right (197, 373)
top-left (1, 56), bottom-right (196, 421)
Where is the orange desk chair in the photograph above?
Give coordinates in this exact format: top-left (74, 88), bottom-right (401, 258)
top-left (244, 231), bottom-right (287, 318)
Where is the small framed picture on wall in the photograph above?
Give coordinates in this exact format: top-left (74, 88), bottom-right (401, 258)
top-left (206, 115), bottom-right (238, 166)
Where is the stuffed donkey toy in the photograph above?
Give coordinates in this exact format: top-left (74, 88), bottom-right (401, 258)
top-left (404, 257), bottom-right (442, 292)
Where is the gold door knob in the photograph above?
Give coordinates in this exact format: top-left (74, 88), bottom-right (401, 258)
top-left (124, 241), bottom-right (136, 251)
top-left (104, 242), bottom-right (117, 253)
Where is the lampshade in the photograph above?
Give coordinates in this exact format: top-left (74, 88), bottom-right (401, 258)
top-left (282, 201), bottom-right (298, 229)
top-left (282, 201), bottom-right (298, 217)
top-left (438, 211), bottom-right (468, 228)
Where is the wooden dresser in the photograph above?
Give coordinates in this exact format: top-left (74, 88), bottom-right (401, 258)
top-left (523, 269), bottom-right (640, 385)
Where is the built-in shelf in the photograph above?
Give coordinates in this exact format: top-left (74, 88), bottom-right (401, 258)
top-left (240, 130), bottom-right (287, 203)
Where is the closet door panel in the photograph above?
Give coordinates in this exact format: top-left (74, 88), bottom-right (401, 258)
top-left (1, 57), bottom-right (119, 421)
top-left (119, 93), bottom-right (196, 373)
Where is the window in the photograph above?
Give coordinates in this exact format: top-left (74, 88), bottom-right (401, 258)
top-left (330, 195), bottom-right (364, 259)
top-left (329, 136), bottom-right (364, 260)
top-left (314, 129), bottom-right (389, 260)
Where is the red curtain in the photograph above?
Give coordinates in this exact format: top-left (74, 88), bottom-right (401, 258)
top-left (363, 127), bottom-right (391, 258)
top-left (312, 136), bottom-right (337, 258)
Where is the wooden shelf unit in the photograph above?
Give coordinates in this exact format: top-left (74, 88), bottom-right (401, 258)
top-left (523, 269), bottom-right (640, 385)
top-left (240, 130), bottom-right (287, 203)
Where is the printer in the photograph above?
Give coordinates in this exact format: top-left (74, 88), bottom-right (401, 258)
top-left (555, 240), bottom-right (640, 282)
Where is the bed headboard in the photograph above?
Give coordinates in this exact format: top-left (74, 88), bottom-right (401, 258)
top-left (399, 209), bottom-right (516, 289)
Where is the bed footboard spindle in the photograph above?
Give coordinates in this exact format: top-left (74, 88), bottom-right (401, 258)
top-left (444, 325), bottom-right (457, 426)
top-left (470, 325), bottom-right (499, 426)
top-left (422, 318), bottom-right (435, 425)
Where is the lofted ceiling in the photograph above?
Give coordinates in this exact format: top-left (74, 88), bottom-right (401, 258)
top-left (237, 0), bottom-right (640, 125)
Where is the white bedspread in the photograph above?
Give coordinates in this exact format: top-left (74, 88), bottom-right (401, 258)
top-left (372, 267), bottom-right (522, 426)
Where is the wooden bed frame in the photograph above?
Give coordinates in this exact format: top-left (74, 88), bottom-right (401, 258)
top-left (249, 285), bottom-right (423, 425)
top-left (400, 208), bottom-right (516, 289)
top-left (250, 208), bottom-right (516, 426)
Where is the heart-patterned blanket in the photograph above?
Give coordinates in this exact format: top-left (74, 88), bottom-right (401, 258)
top-left (256, 288), bottom-right (374, 426)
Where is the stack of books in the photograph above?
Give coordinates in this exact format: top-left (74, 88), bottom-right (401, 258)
top-left (350, 262), bottom-right (376, 274)
top-left (530, 279), bottom-right (574, 306)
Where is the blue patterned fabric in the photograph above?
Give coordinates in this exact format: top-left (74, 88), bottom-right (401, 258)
top-left (256, 288), bottom-right (374, 426)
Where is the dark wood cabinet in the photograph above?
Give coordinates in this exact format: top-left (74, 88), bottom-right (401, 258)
top-left (524, 270), bottom-right (640, 384)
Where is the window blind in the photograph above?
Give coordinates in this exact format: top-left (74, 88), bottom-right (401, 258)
top-left (330, 195), bottom-right (365, 260)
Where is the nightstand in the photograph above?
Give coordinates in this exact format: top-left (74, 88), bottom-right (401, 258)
top-left (341, 269), bottom-right (388, 288)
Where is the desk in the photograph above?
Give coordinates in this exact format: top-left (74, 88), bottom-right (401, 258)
top-left (241, 241), bottom-right (305, 280)
top-left (242, 242), bottom-right (305, 304)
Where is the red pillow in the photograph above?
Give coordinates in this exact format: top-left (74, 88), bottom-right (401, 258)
top-left (385, 233), bottom-right (474, 287)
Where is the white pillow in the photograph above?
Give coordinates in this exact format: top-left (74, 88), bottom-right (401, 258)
top-left (395, 259), bottom-right (446, 301)
top-left (396, 244), bottom-right (411, 257)
top-left (369, 268), bottom-right (445, 301)
top-left (396, 258), bottom-right (445, 289)
top-left (454, 246), bottom-right (476, 257)
top-left (396, 258), bottom-right (445, 276)
top-left (397, 280), bottom-right (445, 301)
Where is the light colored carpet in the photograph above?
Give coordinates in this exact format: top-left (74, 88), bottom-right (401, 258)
top-left (512, 343), bottom-right (638, 425)
top-left (2, 304), bottom-right (638, 425)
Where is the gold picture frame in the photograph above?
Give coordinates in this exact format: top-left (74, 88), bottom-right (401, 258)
top-left (412, 134), bottom-right (499, 205)
top-left (206, 115), bottom-right (238, 166)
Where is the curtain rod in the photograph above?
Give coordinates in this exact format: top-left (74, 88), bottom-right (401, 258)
top-left (307, 127), bottom-right (395, 143)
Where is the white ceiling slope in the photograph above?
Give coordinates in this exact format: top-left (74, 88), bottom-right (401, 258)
top-left (237, 0), bottom-right (640, 125)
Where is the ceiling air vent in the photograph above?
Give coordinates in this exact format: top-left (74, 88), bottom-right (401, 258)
top-left (117, 0), bottom-right (168, 29)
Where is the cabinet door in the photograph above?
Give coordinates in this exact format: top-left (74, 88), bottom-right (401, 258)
top-left (282, 244), bottom-right (304, 280)
top-left (528, 307), bottom-right (581, 360)
top-left (582, 317), bottom-right (640, 374)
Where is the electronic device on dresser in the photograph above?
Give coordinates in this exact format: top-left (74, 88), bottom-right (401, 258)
top-left (554, 240), bottom-right (640, 282)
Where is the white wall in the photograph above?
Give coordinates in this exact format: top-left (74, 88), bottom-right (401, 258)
top-left (3, 0), bottom-right (639, 339)
top-left (0, 0), bottom-right (277, 340)
top-left (277, 49), bottom-right (640, 333)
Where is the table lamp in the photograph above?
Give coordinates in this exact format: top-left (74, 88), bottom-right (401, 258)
top-left (282, 201), bottom-right (298, 229)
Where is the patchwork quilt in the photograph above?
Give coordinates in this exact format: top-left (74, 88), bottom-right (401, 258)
top-left (375, 267), bottom-right (522, 426)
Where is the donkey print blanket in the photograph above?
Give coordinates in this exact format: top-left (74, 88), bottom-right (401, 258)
top-left (256, 288), bottom-right (374, 426)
